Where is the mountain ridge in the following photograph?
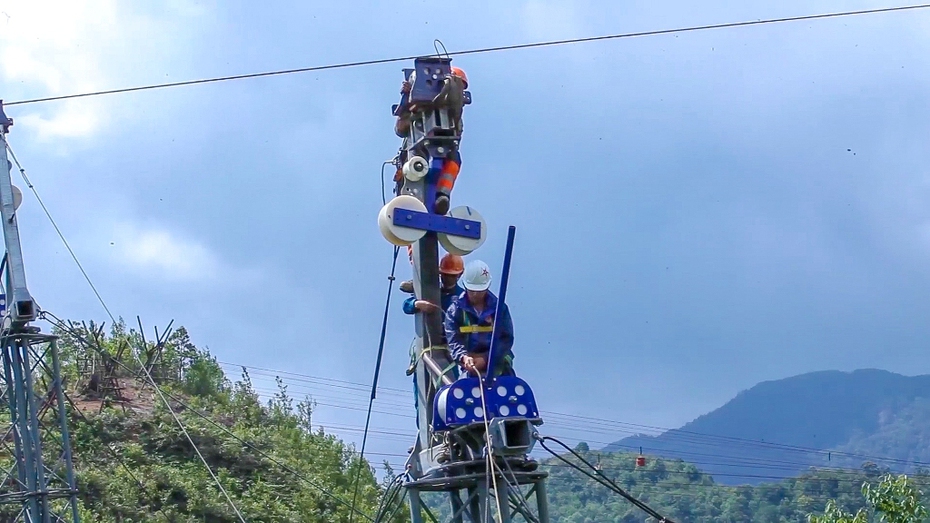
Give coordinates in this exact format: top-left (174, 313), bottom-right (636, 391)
top-left (605, 368), bottom-right (930, 484)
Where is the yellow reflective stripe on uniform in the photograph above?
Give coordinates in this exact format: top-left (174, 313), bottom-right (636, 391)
top-left (459, 325), bottom-right (493, 333)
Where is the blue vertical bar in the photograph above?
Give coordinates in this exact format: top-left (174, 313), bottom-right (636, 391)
top-left (486, 226), bottom-right (516, 380)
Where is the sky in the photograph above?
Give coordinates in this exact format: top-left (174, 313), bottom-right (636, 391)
top-left (2, 0), bottom-right (930, 468)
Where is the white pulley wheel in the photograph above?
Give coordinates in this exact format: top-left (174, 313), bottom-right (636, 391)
top-left (11, 185), bottom-right (22, 210)
top-left (438, 205), bottom-right (487, 256)
top-left (403, 156), bottom-right (429, 181)
top-left (378, 195), bottom-right (428, 246)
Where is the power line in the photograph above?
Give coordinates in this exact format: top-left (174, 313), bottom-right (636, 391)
top-left (44, 314), bottom-right (376, 522)
top-left (7, 144), bottom-right (249, 521)
top-left (539, 435), bottom-right (677, 522)
top-left (5, 3), bottom-right (930, 107)
top-left (5, 143), bottom-right (116, 322)
top-left (349, 246), bottom-right (401, 523)
top-left (224, 360), bottom-right (930, 469)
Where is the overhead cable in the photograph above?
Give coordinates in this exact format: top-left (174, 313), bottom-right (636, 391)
top-left (348, 245), bottom-right (401, 523)
top-left (223, 360), bottom-right (930, 469)
top-left (42, 313), bottom-right (375, 523)
top-left (539, 435), bottom-right (676, 522)
top-left (7, 146), bottom-right (248, 521)
top-left (5, 3), bottom-right (930, 106)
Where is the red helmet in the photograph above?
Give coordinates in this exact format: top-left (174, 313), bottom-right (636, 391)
top-left (439, 253), bottom-right (465, 275)
top-left (451, 66), bottom-right (468, 88)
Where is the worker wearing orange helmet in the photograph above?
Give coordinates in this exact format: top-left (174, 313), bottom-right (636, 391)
top-left (401, 253), bottom-right (465, 315)
top-left (405, 252), bottom-right (465, 429)
top-left (393, 66), bottom-right (468, 214)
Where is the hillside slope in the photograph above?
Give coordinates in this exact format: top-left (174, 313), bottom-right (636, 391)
top-left (606, 369), bottom-right (930, 484)
top-left (0, 320), bottom-right (400, 523)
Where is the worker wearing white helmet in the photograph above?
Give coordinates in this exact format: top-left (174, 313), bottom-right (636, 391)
top-left (443, 260), bottom-right (514, 377)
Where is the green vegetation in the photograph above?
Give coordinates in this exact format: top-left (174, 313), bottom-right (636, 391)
top-left (7, 319), bottom-right (930, 522)
top-left (809, 474), bottom-right (927, 523)
top-left (543, 443), bottom-right (930, 523)
top-left (0, 319), bottom-right (403, 523)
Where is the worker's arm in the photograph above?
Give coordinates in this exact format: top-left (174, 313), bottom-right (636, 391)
top-left (394, 80), bottom-right (412, 137)
top-left (444, 304), bottom-right (467, 362)
top-left (404, 297), bottom-right (441, 315)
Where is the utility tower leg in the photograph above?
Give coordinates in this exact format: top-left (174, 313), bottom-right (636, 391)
top-left (408, 488), bottom-right (425, 523)
top-left (494, 481), bottom-right (511, 523)
top-left (20, 343), bottom-right (51, 523)
top-left (470, 483), bottom-right (488, 523)
top-left (535, 480), bottom-right (550, 523)
top-left (449, 490), bottom-right (465, 523)
top-left (7, 341), bottom-right (41, 521)
top-left (50, 339), bottom-right (81, 523)
top-left (0, 333), bottom-right (81, 522)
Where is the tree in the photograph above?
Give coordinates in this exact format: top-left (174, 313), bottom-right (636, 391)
top-left (809, 474), bottom-right (927, 523)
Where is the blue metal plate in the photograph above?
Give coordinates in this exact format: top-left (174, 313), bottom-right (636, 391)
top-left (392, 209), bottom-right (481, 239)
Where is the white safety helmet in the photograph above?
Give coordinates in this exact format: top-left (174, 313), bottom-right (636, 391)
top-left (462, 260), bottom-right (492, 292)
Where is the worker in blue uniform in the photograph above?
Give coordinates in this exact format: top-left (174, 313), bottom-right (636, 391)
top-left (402, 253), bottom-right (464, 315)
top-left (408, 253), bottom-right (465, 429)
top-left (444, 260), bottom-right (514, 378)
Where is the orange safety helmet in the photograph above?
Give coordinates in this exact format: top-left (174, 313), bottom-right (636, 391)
top-left (439, 253), bottom-right (465, 275)
top-left (450, 66), bottom-right (468, 88)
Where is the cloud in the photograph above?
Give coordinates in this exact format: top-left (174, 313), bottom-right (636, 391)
top-left (16, 101), bottom-right (99, 141)
top-left (0, 0), bottom-right (203, 140)
top-left (109, 224), bottom-right (240, 285)
top-left (519, 0), bottom-right (588, 40)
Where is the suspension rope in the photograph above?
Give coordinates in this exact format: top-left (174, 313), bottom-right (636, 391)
top-left (5, 142), bottom-right (115, 323)
top-left (349, 245), bottom-right (400, 523)
top-left (477, 372), bottom-right (505, 523)
top-left (538, 435), bottom-right (675, 522)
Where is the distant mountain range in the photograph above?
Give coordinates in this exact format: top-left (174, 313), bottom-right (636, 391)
top-left (605, 369), bottom-right (930, 484)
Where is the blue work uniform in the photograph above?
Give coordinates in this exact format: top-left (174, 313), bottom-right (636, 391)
top-left (444, 291), bottom-right (514, 377)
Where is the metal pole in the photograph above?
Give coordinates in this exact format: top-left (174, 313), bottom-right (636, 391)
top-left (0, 114), bottom-right (36, 324)
top-left (422, 353), bottom-right (454, 386)
top-left (49, 339), bottom-right (80, 523)
top-left (486, 226), bottom-right (516, 379)
top-left (408, 488), bottom-right (425, 523)
top-left (495, 480), bottom-right (512, 523)
top-left (476, 481), bottom-right (489, 523)
top-left (534, 480), bottom-right (550, 523)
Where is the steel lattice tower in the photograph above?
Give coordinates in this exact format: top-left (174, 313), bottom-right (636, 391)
top-left (0, 101), bottom-right (81, 523)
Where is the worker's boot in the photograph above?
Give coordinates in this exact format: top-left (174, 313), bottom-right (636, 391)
top-left (399, 280), bottom-right (414, 293)
top-left (434, 195), bottom-right (450, 215)
top-left (517, 456), bottom-right (539, 471)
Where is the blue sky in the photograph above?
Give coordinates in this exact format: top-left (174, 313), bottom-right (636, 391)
top-left (2, 0), bottom-right (930, 465)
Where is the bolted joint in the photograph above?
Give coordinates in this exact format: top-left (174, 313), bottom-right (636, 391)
top-left (0, 101), bottom-right (12, 134)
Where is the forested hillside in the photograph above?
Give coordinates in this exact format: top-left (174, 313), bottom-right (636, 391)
top-left (608, 370), bottom-right (930, 484)
top-left (543, 444), bottom-right (928, 523)
top-left (0, 319), bottom-right (400, 522)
